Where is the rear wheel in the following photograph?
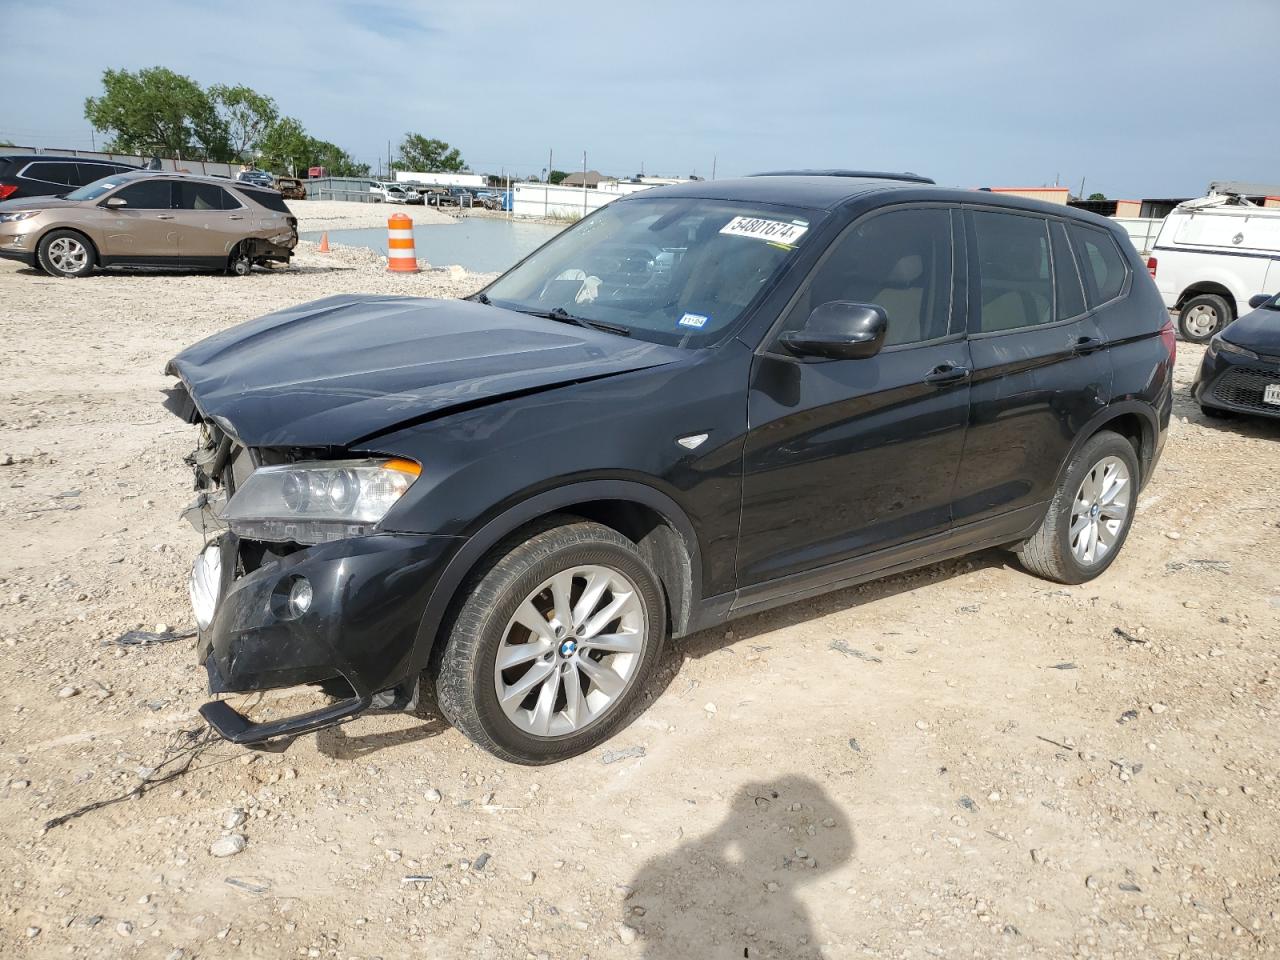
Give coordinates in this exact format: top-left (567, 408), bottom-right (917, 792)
top-left (435, 519), bottom-right (666, 764)
top-left (1178, 294), bottom-right (1231, 343)
top-left (37, 230), bottom-right (95, 278)
top-left (1016, 431), bottom-right (1139, 584)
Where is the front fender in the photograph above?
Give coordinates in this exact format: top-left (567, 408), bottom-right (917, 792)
top-left (401, 479), bottom-right (704, 679)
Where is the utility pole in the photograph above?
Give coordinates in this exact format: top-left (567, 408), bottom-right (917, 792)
top-left (546, 147), bottom-right (552, 219)
top-left (582, 150), bottom-right (588, 217)
top-left (711, 154), bottom-right (717, 180)
top-left (387, 139), bottom-right (392, 180)
top-left (1079, 176), bottom-right (1086, 200)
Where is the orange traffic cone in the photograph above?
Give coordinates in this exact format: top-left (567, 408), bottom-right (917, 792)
top-left (386, 214), bottom-right (420, 273)
top-left (318, 231), bottom-right (330, 253)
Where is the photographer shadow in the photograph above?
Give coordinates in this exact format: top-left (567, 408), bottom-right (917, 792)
top-left (627, 775), bottom-right (854, 959)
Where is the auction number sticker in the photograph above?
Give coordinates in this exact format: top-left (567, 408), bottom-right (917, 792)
top-left (679, 313), bottom-right (709, 329)
top-left (719, 216), bottom-right (808, 246)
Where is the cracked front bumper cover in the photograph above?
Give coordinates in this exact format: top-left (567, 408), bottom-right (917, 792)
top-left (196, 531), bottom-right (460, 745)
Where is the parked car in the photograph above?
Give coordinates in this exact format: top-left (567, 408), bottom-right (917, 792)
top-left (0, 170), bottom-right (297, 277)
top-left (0, 154), bottom-right (140, 201)
top-left (275, 176), bottom-right (306, 200)
top-left (164, 171), bottom-right (1174, 760)
top-left (235, 169), bottom-right (276, 190)
top-left (1192, 291), bottom-right (1280, 420)
top-left (383, 185), bottom-right (423, 205)
top-left (1147, 195), bottom-right (1280, 342)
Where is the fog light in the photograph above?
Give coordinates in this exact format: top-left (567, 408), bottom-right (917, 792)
top-left (288, 577), bottom-right (313, 618)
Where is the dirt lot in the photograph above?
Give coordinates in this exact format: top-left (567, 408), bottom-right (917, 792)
top-left (0, 238), bottom-right (1277, 960)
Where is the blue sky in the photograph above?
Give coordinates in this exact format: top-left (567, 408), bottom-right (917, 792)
top-left (3, 0), bottom-right (1278, 198)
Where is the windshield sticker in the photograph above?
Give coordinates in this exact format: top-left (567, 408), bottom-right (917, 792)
top-left (678, 313), bottom-right (709, 329)
top-left (719, 216), bottom-right (808, 246)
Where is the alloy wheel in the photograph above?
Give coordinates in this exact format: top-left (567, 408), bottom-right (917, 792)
top-left (1069, 455), bottom-right (1131, 566)
top-left (494, 564), bottom-right (647, 737)
top-left (47, 236), bottom-right (88, 274)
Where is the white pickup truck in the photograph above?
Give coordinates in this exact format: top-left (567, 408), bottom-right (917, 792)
top-left (1147, 195), bottom-right (1280, 342)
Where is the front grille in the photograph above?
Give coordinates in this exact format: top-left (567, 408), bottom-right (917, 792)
top-left (1211, 364), bottom-right (1280, 413)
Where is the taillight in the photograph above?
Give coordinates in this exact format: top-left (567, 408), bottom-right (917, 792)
top-left (1146, 256), bottom-right (1157, 279)
top-left (1159, 317), bottom-right (1176, 365)
top-left (0, 184), bottom-right (17, 200)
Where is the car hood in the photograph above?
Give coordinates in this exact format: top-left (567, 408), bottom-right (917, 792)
top-left (0, 195), bottom-right (77, 210)
top-left (1223, 306), bottom-right (1280, 353)
top-left (166, 294), bottom-right (685, 448)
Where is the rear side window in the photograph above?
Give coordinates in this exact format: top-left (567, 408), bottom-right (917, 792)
top-left (970, 210), bottom-right (1053, 332)
top-left (1069, 224), bottom-right (1128, 305)
top-left (1049, 221), bottom-right (1087, 319)
top-left (240, 188), bottom-right (290, 213)
top-left (77, 163), bottom-right (126, 185)
top-left (111, 180), bottom-right (174, 209)
top-left (176, 182), bottom-right (240, 211)
top-left (25, 161), bottom-right (80, 185)
top-left (784, 207), bottom-right (955, 347)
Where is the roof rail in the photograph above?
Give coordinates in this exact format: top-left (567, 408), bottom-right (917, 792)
top-left (748, 169), bottom-right (935, 185)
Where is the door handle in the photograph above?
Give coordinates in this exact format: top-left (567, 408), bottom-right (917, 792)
top-left (1073, 336), bottom-right (1105, 355)
top-left (228, 215), bottom-right (244, 221)
top-left (156, 214), bottom-right (175, 220)
top-left (925, 363), bottom-right (970, 385)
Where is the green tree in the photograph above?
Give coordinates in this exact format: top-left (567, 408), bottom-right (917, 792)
top-left (307, 139), bottom-right (369, 177)
top-left (393, 133), bottom-right (465, 173)
top-left (547, 169), bottom-right (569, 185)
top-left (210, 84), bottom-right (278, 162)
top-left (257, 116), bottom-right (310, 173)
top-left (1087, 192), bottom-right (1107, 201)
top-left (84, 67), bottom-right (229, 160)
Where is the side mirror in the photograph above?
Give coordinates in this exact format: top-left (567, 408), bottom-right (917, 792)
top-left (1248, 293), bottom-right (1273, 309)
top-left (779, 301), bottom-right (888, 360)
top-left (105, 197), bottom-right (127, 208)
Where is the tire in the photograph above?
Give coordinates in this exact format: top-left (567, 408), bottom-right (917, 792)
top-left (1177, 294), bottom-right (1231, 343)
top-left (1015, 430), bottom-right (1140, 585)
top-left (36, 230), bottom-right (95, 278)
top-left (435, 518), bottom-right (667, 764)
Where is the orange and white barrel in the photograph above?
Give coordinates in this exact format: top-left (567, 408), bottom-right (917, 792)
top-left (386, 213), bottom-right (419, 273)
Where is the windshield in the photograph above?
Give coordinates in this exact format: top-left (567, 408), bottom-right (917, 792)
top-left (484, 197), bottom-right (819, 346)
top-left (64, 176), bottom-right (122, 202)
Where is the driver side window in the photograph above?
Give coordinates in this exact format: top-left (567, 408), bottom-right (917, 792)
top-left (781, 207), bottom-right (955, 347)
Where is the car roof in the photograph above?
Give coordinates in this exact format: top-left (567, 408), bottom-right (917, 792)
top-left (630, 174), bottom-right (1121, 227)
top-left (106, 169), bottom-right (271, 190)
top-left (0, 153), bottom-right (136, 166)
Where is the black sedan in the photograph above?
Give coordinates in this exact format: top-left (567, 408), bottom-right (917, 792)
top-left (1193, 293), bottom-right (1280, 419)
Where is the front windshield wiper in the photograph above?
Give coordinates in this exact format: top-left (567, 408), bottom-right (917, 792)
top-left (516, 305), bottom-right (632, 337)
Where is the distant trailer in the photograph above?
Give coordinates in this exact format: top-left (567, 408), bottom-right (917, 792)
top-left (307, 166), bottom-right (327, 179)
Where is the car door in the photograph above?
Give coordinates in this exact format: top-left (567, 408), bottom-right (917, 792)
top-left (172, 181), bottom-right (247, 267)
top-left (950, 208), bottom-right (1113, 529)
top-left (736, 204), bottom-right (972, 591)
top-left (98, 179), bottom-right (178, 261)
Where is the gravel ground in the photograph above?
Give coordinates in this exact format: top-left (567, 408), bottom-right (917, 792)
top-left (0, 241), bottom-right (1277, 960)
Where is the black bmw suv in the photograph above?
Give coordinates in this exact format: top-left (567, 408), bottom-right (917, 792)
top-left (164, 171), bottom-right (1174, 763)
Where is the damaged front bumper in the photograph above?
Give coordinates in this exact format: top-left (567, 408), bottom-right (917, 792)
top-left (194, 531), bottom-right (460, 746)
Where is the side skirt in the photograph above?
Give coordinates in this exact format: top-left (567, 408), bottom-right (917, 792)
top-left (680, 504), bottom-right (1046, 636)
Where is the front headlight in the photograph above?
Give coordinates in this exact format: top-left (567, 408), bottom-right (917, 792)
top-left (0, 211), bottom-right (39, 223)
top-left (1211, 336), bottom-right (1258, 360)
top-left (223, 458), bottom-right (420, 544)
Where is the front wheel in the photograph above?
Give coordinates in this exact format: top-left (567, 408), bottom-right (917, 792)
top-left (1015, 431), bottom-right (1139, 584)
top-left (37, 230), bottom-right (95, 278)
top-left (1178, 294), bottom-right (1231, 343)
top-left (435, 519), bottom-right (666, 764)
